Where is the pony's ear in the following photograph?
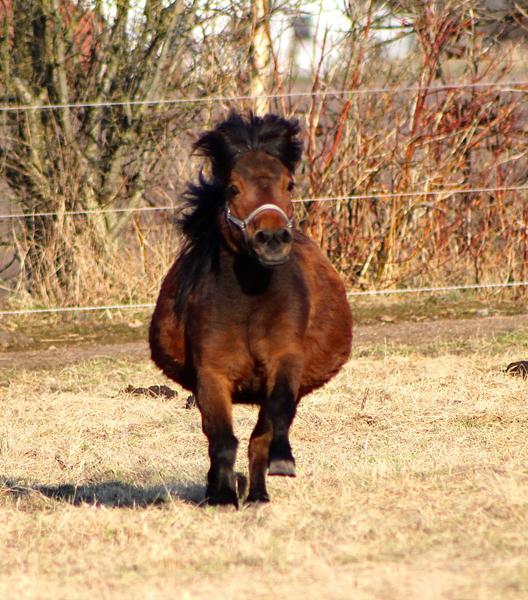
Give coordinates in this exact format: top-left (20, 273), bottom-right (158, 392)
top-left (283, 116), bottom-right (303, 172)
top-left (257, 113), bottom-right (303, 173)
top-left (192, 130), bottom-right (234, 182)
top-left (193, 111), bottom-right (249, 181)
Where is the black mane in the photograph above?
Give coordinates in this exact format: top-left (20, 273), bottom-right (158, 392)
top-left (192, 111), bottom-right (303, 181)
top-left (173, 112), bottom-right (303, 316)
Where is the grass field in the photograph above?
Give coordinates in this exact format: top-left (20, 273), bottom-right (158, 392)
top-left (1, 319), bottom-right (528, 599)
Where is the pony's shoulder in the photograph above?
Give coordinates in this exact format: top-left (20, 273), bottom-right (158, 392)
top-left (293, 230), bottom-right (325, 256)
top-left (292, 230), bottom-right (342, 280)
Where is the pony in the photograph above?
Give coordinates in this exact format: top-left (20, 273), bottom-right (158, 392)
top-left (149, 112), bottom-right (352, 506)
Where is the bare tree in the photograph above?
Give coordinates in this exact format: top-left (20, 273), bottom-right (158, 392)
top-left (0, 0), bottom-right (202, 300)
top-left (249, 0), bottom-right (272, 114)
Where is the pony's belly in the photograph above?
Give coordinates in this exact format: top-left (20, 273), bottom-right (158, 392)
top-left (300, 329), bottom-right (352, 396)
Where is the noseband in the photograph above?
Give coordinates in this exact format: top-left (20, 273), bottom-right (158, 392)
top-left (225, 203), bottom-right (294, 242)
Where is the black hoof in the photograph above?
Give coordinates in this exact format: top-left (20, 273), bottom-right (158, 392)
top-left (268, 459), bottom-right (296, 477)
top-left (246, 490), bottom-right (270, 504)
top-left (206, 486), bottom-right (239, 509)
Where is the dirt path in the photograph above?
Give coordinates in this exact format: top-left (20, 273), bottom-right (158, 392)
top-left (0, 340), bottom-right (148, 372)
top-left (2, 312), bottom-right (528, 372)
top-left (354, 312), bottom-right (528, 346)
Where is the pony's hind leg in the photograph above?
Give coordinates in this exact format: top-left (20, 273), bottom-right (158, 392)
top-left (197, 371), bottom-right (239, 508)
top-left (247, 407), bottom-right (273, 503)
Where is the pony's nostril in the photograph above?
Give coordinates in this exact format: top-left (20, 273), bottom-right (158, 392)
top-left (255, 228), bottom-right (292, 247)
top-left (276, 228), bottom-right (292, 244)
top-left (255, 230), bottom-right (273, 245)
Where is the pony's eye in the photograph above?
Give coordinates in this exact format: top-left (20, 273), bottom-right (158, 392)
top-left (228, 184), bottom-right (240, 196)
top-left (287, 181), bottom-right (295, 192)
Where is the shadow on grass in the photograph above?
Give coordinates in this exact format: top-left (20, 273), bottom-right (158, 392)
top-left (1, 478), bottom-right (205, 507)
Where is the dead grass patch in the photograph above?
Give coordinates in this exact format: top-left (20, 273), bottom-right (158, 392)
top-left (1, 342), bottom-right (528, 599)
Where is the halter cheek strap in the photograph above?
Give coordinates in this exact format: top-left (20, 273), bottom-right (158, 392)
top-left (225, 203), bottom-right (294, 241)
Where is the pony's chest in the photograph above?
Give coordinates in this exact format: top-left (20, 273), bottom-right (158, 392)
top-left (190, 263), bottom-right (308, 383)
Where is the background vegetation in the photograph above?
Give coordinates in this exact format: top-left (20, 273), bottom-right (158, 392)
top-left (0, 0), bottom-right (527, 308)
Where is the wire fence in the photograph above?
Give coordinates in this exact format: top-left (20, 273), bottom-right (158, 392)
top-left (1, 79), bottom-right (527, 317)
top-left (1, 184), bottom-right (527, 221)
top-left (1, 281), bottom-right (527, 316)
top-left (1, 80), bottom-right (526, 220)
top-left (0, 79), bottom-right (527, 113)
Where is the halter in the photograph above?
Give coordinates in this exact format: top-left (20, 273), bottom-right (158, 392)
top-left (225, 203), bottom-right (294, 242)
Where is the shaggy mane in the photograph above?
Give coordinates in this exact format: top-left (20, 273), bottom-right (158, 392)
top-left (173, 112), bottom-right (303, 316)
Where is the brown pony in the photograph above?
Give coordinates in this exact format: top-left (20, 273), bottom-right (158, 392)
top-left (149, 112), bottom-right (352, 507)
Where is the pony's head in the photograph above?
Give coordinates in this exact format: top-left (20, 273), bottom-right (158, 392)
top-left (193, 111), bottom-right (303, 267)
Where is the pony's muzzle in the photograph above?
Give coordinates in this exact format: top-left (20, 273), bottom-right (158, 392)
top-left (251, 226), bottom-right (293, 266)
top-left (226, 203), bottom-right (294, 267)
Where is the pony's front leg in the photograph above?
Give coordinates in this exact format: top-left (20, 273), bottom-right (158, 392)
top-left (246, 363), bottom-right (300, 503)
top-left (197, 371), bottom-right (239, 508)
top-left (266, 365), bottom-right (300, 478)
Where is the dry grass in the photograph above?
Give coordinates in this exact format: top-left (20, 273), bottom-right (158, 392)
top-left (1, 334), bottom-right (528, 599)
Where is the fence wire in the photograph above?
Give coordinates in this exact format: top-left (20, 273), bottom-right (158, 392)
top-left (0, 79), bottom-right (527, 113)
top-left (1, 184), bottom-right (527, 221)
top-left (1, 78), bottom-right (527, 317)
top-left (1, 282), bottom-right (527, 316)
